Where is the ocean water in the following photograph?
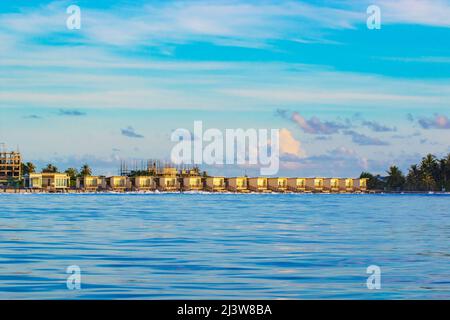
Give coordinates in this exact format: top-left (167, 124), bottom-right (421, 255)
top-left (0, 193), bottom-right (449, 299)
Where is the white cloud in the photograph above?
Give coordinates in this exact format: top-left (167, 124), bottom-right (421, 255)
top-left (220, 81), bottom-right (448, 109)
top-left (377, 0), bottom-right (450, 28)
top-left (1, 0), bottom-right (449, 61)
top-left (376, 56), bottom-right (450, 64)
top-left (279, 128), bottom-right (305, 157)
top-left (278, 146), bottom-right (370, 177)
top-left (1, 56), bottom-right (449, 111)
top-left (0, 1), bottom-right (360, 48)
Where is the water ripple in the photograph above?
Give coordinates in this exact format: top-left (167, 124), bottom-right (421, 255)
top-left (0, 193), bottom-right (449, 299)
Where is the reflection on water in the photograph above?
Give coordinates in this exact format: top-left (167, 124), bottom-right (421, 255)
top-left (0, 193), bottom-right (449, 299)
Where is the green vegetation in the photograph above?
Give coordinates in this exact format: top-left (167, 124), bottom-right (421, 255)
top-left (42, 164), bottom-right (58, 173)
top-left (65, 168), bottom-right (79, 187)
top-left (361, 153), bottom-right (450, 192)
top-left (21, 162), bottom-right (36, 175)
top-left (128, 170), bottom-right (153, 177)
top-left (79, 164), bottom-right (92, 176)
top-left (6, 177), bottom-right (21, 188)
top-left (360, 172), bottom-right (385, 190)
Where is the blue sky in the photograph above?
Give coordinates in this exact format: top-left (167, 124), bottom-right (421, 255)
top-left (1, 0), bottom-right (449, 176)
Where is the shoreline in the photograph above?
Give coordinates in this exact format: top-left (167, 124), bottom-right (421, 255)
top-left (1, 188), bottom-right (449, 195)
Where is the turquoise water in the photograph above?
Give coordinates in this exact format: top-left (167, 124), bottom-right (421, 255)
top-left (0, 193), bottom-right (449, 299)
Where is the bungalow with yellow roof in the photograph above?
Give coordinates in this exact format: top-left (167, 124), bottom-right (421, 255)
top-left (205, 176), bottom-right (226, 192)
top-left (324, 178), bottom-right (340, 193)
top-left (305, 177), bottom-right (324, 193)
top-left (76, 176), bottom-right (104, 192)
top-left (182, 176), bottom-right (203, 191)
top-left (24, 173), bottom-right (43, 189)
top-left (25, 172), bottom-right (70, 192)
top-left (158, 176), bottom-right (179, 191)
top-left (287, 178), bottom-right (306, 192)
top-left (132, 176), bottom-right (157, 191)
top-left (226, 177), bottom-right (249, 193)
top-left (248, 177), bottom-right (271, 193)
top-left (267, 177), bottom-right (289, 193)
top-left (353, 178), bottom-right (368, 193)
top-left (339, 178), bottom-right (354, 193)
top-left (156, 167), bottom-right (179, 191)
top-left (104, 176), bottom-right (129, 192)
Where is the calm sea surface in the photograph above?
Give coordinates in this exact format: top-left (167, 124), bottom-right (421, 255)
top-left (0, 193), bottom-right (449, 299)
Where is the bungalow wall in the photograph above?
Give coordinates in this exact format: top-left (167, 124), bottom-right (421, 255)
top-left (267, 178), bottom-right (288, 192)
top-left (226, 177), bottom-right (249, 192)
top-left (324, 178), bottom-right (340, 192)
top-left (205, 177), bottom-right (226, 192)
top-left (287, 178), bottom-right (306, 192)
top-left (248, 177), bottom-right (270, 192)
top-left (305, 178), bottom-right (324, 192)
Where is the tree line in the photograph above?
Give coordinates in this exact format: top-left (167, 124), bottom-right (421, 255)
top-left (361, 153), bottom-right (450, 192)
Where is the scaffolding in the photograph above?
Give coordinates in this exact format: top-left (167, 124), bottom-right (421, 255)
top-left (119, 159), bottom-right (201, 177)
top-left (0, 144), bottom-right (22, 184)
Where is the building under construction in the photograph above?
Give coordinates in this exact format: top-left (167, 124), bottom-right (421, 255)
top-left (0, 145), bottom-right (22, 185)
top-left (119, 159), bottom-right (202, 177)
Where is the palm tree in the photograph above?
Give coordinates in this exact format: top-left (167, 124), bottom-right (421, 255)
top-left (419, 154), bottom-right (439, 191)
top-left (21, 162), bottom-right (36, 175)
top-left (441, 153), bottom-right (450, 191)
top-left (406, 164), bottom-right (420, 191)
top-left (80, 164), bottom-right (92, 176)
top-left (65, 168), bottom-right (78, 179)
top-left (42, 164), bottom-right (58, 173)
top-left (421, 154), bottom-right (437, 169)
top-left (421, 154), bottom-right (438, 176)
top-left (438, 158), bottom-right (447, 191)
top-left (65, 168), bottom-right (78, 187)
top-left (386, 165), bottom-right (405, 191)
top-left (422, 173), bottom-right (436, 191)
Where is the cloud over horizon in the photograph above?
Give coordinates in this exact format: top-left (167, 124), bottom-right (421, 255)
top-left (121, 126), bottom-right (144, 138)
top-left (277, 110), bottom-right (348, 135)
top-left (57, 109), bottom-right (86, 116)
top-left (418, 114), bottom-right (450, 129)
top-left (343, 130), bottom-right (390, 146)
top-left (361, 120), bottom-right (397, 132)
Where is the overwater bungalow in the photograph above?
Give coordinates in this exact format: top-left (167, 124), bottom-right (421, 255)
top-left (132, 176), bottom-right (157, 191)
top-left (157, 167), bottom-right (179, 191)
top-left (324, 178), bottom-right (340, 193)
top-left (24, 173), bottom-right (43, 189)
top-left (267, 177), bottom-right (289, 193)
top-left (43, 173), bottom-right (70, 192)
top-left (157, 176), bottom-right (179, 191)
top-left (305, 178), bottom-right (324, 193)
top-left (182, 176), bottom-right (203, 191)
top-left (287, 178), bottom-right (306, 192)
top-left (248, 177), bottom-right (271, 193)
top-left (353, 178), bottom-right (368, 192)
top-left (339, 178), bottom-right (354, 193)
top-left (76, 176), bottom-right (103, 192)
top-left (104, 176), bottom-right (129, 192)
top-left (205, 176), bottom-right (226, 192)
top-left (25, 173), bottom-right (70, 192)
top-left (226, 177), bottom-right (249, 193)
